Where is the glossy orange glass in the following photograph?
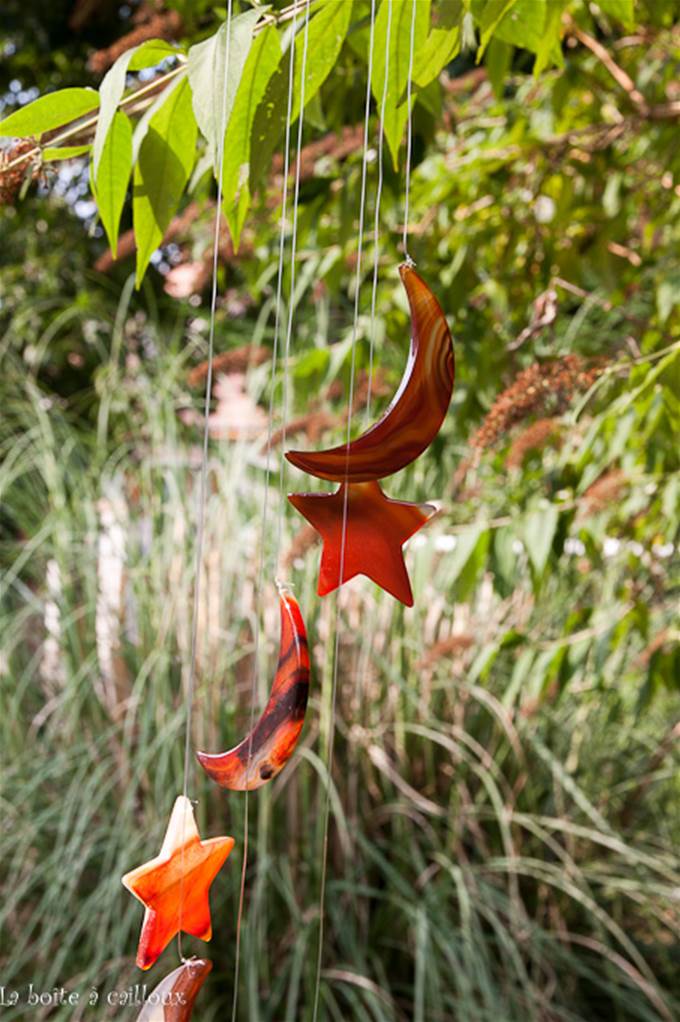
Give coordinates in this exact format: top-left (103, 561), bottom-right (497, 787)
top-left (135, 958), bottom-right (212, 1021)
top-left (288, 480), bottom-right (435, 606)
top-left (286, 263), bottom-right (455, 482)
top-left (196, 588), bottom-right (310, 790)
top-left (122, 796), bottom-right (234, 970)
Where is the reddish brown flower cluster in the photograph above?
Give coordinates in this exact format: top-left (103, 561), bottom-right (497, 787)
top-left (272, 124), bottom-right (364, 185)
top-left (0, 140), bottom-right (39, 206)
top-left (187, 345), bottom-right (269, 388)
top-left (505, 417), bottom-right (561, 469)
top-left (581, 468), bottom-right (627, 512)
top-left (418, 634), bottom-right (474, 669)
top-left (471, 355), bottom-right (605, 451)
top-left (268, 410), bottom-right (338, 450)
top-left (87, 10), bottom-right (183, 75)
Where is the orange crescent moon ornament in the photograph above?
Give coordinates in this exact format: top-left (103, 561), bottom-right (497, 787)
top-left (196, 587), bottom-right (310, 790)
top-left (286, 263), bottom-right (454, 482)
top-left (135, 958), bottom-right (212, 1021)
top-left (121, 796), bottom-right (234, 970)
top-left (288, 480), bottom-right (436, 606)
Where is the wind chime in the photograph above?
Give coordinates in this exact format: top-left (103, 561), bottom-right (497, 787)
top-left (119, 1), bottom-right (455, 1017)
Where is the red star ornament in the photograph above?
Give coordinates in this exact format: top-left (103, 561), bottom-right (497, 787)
top-left (122, 795), bottom-right (234, 970)
top-left (288, 480), bottom-right (436, 606)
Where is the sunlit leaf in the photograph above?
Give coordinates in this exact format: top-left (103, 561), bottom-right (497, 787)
top-left (372, 0), bottom-right (431, 169)
top-left (533, 0), bottom-right (566, 75)
top-left (93, 40), bottom-right (179, 181)
top-left (0, 88), bottom-right (99, 138)
top-left (473, 0), bottom-right (547, 58)
top-left (187, 8), bottom-right (262, 170)
top-left (290, 0), bottom-right (353, 124)
top-left (42, 144), bottom-right (91, 161)
top-left (132, 77), bottom-right (197, 287)
top-left (93, 111), bottom-right (132, 258)
top-left (222, 25), bottom-right (282, 249)
top-left (413, 0), bottom-right (462, 88)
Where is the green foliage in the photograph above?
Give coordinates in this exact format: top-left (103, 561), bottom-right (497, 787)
top-left (0, 0), bottom-right (572, 286)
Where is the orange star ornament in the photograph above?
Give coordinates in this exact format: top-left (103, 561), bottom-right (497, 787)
top-left (122, 796), bottom-right (234, 970)
top-left (288, 479), bottom-right (436, 606)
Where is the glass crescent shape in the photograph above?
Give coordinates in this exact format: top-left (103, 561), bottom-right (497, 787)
top-left (135, 958), bottom-right (212, 1021)
top-left (196, 588), bottom-right (310, 790)
top-left (285, 263), bottom-right (455, 482)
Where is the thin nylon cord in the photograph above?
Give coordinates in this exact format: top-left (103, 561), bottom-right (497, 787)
top-left (402, 0), bottom-right (417, 259)
top-left (276, 0), bottom-right (312, 566)
top-left (311, 3), bottom-right (376, 1017)
top-left (366, 0), bottom-right (392, 425)
top-left (177, 0), bottom-right (234, 962)
top-left (229, 4), bottom-right (310, 1018)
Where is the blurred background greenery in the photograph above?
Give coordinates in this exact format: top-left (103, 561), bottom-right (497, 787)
top-left (1, 1), bottom-right (679, 1019)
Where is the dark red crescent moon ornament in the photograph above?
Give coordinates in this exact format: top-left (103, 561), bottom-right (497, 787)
top-left (196, 587), bottom-right (310, 790)
top-left (135, 958), bottom-right (213, 1021)
top-left (288, 481), bottom-right (436, 606)
top-left (286, 263), bottom-right (455, 482)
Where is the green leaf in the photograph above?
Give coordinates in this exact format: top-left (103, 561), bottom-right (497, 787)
top-left (472, 0), bottom-right (547, 57)
top-left (413, 0), bottom-right (462, 88)
top-left (372, 0), bottom-right (431, 169)
top-left (41, 144), bottom-right (91, 161)
top-left (132, 77), bottom-right (197, 287)
top-left (533, 0), bottom-right (565, 75)
top-left (222, 25), bottom-right (282, 250)
top-left (0, 88), bottom-right (99, 138)
top-left (94, 111), bottom-right (132, 258)
top-left (187, 9), bottom-right (262, 170)
top-left (249, 49), bottom-right (291, 194)
top-left (656, 279), bottom-right (680, 324)
top-left (290, 0), bottom-right (353, 123)
top-left (472, 0), bottom-right (517, 57)
top-left (92, 40), bottom-right (179, 182)
top-left (486, 36), bottom-right (512, 98)
top-left (131, 72), bottom-right (187, 164)
top-left (444, 523), bottom-right (489, 597)
top-left (597, 0), bottom-right (636, 30)
top-left (523, 504), bottom-right (558, 578)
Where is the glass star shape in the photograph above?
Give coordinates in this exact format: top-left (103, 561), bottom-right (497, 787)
top-left (288, 480), bottom-right (435, 606)
top-left (122, 795), bottom-right (234, 970)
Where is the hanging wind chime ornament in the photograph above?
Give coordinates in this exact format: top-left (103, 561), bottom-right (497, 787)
top-left (196, 585), bottom-right (310, 790)
top-left (121, 796), bottom-right (234, 970)
top-left (286, 263), bottom-right (455, 606)
top-left (135, 958), bottom-right (213, 1022)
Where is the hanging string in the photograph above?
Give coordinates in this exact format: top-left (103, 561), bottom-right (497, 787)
top-left (402, 0), bottom-right (417, 261)
top-left (229, 3), bottom-right (311, 1018)
top-left (177, 0), bottom-right (234, 963)
top-left (365, 0), bottom-right (393, 425)
top-left (311, 3), bottom-right (376, 1018)
top-left (276, 0), bottom-right (312, 567)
